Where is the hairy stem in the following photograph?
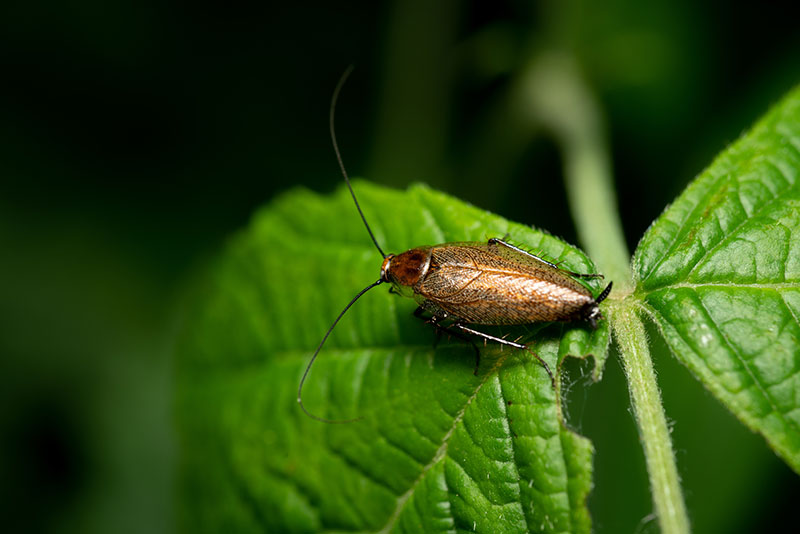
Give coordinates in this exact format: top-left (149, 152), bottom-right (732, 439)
top-left (523, 51), bottom-right (689, 533)
top-left (611, 302), bottom-right (690, 534)
top-left (520, 52), bottom-right (632, 291)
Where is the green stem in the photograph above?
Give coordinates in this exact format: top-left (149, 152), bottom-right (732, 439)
top-left (523, 52), bottom-right (690, 533)
top-left (519, 52), bottom-right (632, 291)
top-left (611, 302), bottom-right (690, 534)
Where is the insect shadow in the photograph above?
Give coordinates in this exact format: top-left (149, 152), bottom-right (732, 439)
top-left (298, 66), bottom-right (612, 423)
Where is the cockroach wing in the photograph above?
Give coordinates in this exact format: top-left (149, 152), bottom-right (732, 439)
top-left (414, 242), bottom-right (595, 325)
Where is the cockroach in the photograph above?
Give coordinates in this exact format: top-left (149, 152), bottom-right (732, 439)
top-left (298, 66), bottom-right (612, 423)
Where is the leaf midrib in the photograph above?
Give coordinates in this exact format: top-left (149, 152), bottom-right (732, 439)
top-left (637, 301), bottom-right (800, 443)
top-left (372, 350), bottom-right (513, 534)
top-left (642, 281), bottom-right (800, 291)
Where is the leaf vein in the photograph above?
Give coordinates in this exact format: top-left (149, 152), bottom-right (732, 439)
top-left (498, 372), bottom-right (533, 533)
top-left (779, 292), bottom-right (800, 333)
top-left (413, 188), bottom-right (449, 244)
top-left (777, 125), bottom-right (800, 157)
top-left (375, 351), bottom-right (512, 533)
top-left (640, 174), bottom-right (725, 281)
top-left (692, 295), bottom-right (795, 433)
top-left (327, 443), bottom-right (402, 497)
top-left (638, 299), bottom-right (800, 442)
top-left (664, 282), bottom-right (800, 289)
top-left (684, 173), bottom-right (793, 281)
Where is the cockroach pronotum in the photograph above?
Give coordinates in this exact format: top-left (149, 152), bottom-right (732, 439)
top-left (298, 66), bottom-right (613, 423)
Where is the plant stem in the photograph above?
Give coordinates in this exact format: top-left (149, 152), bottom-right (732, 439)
top-left (520, 52), bottom-right (632, 291)
top-left (611, 302), bottom-right (690, 534)
top-left (523, 52), bottom-right (690, 533)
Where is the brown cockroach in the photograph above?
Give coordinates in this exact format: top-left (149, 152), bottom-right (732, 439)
top-left (298, 67), bottom-right (612, 423)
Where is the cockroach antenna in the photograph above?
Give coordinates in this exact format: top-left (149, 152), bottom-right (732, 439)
top-left (596, 281), bottom-right (613, 304)
top-left (329, 65), bottom-right (387, 259)
top-left (297, 279), bottom-right (381, 423)
top-left (297, 66), bottom-right (386, 423)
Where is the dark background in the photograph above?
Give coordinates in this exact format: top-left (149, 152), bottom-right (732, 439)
top-left (1, 1), bottom-right (799, 532)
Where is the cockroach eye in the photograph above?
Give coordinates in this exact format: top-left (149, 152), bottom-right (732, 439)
top-left (380, 254), bottom-right (394, 282)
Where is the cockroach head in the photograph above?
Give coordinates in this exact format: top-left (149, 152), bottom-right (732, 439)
top-left (380, 247), bottom-right (431, 288)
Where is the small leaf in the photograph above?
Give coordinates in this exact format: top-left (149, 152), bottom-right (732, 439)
top-left (633, 85), bottom-right (800, 472)
top-left (176, 183), bottom-right (610, 532)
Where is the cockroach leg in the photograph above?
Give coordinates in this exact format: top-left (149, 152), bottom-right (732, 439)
top-left (451, 323), bottom-right (555, 388)
top-left (413, 306), bottom-right (445, 349)
top-left (488, 237), bottom-right (604, 280)
top-left (415, 307), bottom-right (482, 374)
top-left (563, 271), bottom-right (604, 280)
top-left (432, 320), bottom-right (481, 375)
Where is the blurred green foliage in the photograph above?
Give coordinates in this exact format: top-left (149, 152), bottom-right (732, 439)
top-left (1, 0), bottom-right (799, 532)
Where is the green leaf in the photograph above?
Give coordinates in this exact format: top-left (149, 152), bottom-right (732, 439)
top-left (633, 85), bottom-right (800, 472)
top-left (176, 183), bottom-right (610, 533)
